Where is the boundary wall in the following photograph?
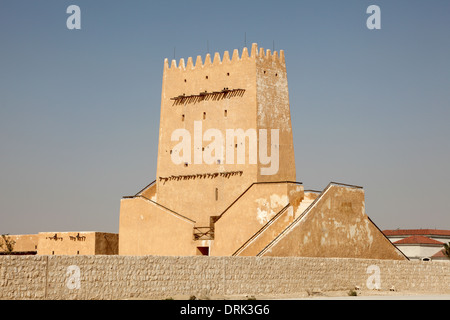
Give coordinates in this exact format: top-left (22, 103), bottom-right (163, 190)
top-left (0, 255), bottom-right (449, 299)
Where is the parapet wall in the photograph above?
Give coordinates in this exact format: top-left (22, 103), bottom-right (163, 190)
top-left (164, 43), bottom-right (285, 72)
top-left (0, 255), bottom-right (449, 299)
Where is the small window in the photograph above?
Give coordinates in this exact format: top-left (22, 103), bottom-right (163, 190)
top-left (52, 251), bottom-right (55, 255)
top-left (182, 114), bottom-right (185, 122)
top-left (35, 245), bottom-right (37, 249)
top-left (184, 162), bottom-right (188, 167)
top-left (203, 112), bottom-right (206, 120)
top-left (224, 110), bottom-right (228, 117)
top-left (184, 79), bottom-right (187, 82)
top-left (275, 73), bottom-right (278, 77)
top-left (235, 144), bottom-right (238, 148)
top-left (264, 70), bottom-right (266, 74)
top-left (205, 76), bottom-right (209, 79)
top-left (196, 247), bottom-right (209, 256)
top-left (170, 150), bottom-right (172, 154)
top-left (215, 188), bottom-right (218, 201)
top-left (77, 251), bottom-right (80, 255)
top-left (227, 72), bottom-right (230, 76)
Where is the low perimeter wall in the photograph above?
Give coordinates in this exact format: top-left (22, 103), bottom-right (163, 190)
top-left (0, 255), bottom-right (449, 299)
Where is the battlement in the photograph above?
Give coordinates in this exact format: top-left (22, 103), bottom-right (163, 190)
top-left (164, 43), bottom-right (285, 72)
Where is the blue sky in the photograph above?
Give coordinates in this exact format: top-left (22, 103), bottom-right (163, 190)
top-left (1, 0), bottom-right (449, 234)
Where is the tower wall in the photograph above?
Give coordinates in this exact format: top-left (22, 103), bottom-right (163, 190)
top-left (256, 48), bottom-right (296, 182)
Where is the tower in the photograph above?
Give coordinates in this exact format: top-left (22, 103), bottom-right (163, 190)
top-left (118, 43), bottom-right (406, 261)
top-left (155, 43), bottom-right (296, 227)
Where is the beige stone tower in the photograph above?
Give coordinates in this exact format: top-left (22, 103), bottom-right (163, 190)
top-left (119, 43), bottom-right (405, 260)
top-left (155, 43), bottom-right (296, 227)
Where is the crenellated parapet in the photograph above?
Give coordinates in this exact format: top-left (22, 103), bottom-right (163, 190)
top-left (164, 43), bottom-right (285, 72)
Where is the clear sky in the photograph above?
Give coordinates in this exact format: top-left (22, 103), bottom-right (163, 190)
top-left (1, 0), bottom-right (449, 235)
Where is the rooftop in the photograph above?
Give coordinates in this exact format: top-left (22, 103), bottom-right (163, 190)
top-left (393, 235), bottom-right (444, 245)
top-left (383, 229), bottom-right (450, 237)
